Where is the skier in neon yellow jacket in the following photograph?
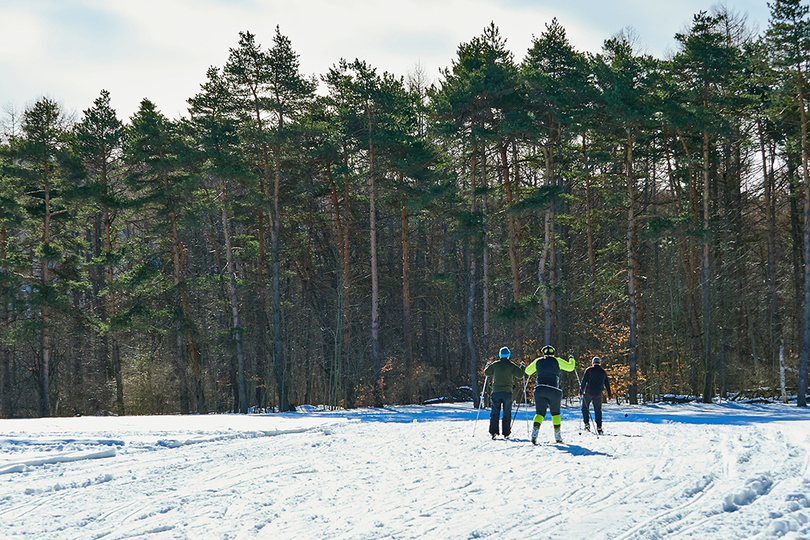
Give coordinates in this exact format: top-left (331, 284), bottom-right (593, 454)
top-left (525, 345), bottom-right (575, 444)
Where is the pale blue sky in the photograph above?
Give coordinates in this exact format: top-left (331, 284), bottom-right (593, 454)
top-left (1, 0), bottom-right (773, 122)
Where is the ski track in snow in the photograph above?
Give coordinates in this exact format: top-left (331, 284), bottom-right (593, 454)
top-left (0, 403), bottom-right (808, 539)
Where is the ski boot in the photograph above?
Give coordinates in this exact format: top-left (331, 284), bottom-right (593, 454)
top-left (554, 428), bottom-right (563, 444)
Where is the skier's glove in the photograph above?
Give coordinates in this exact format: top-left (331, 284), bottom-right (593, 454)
top-left (568, 355), bottom-right (574, 359)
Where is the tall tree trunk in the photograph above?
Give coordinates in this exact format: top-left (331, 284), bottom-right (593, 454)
top-left (40, 170), bottom-right (52, 417)
top-left (786, 159), bottom-right (803, 361)
top-left (181, 295), bottom-right (204, 413)
top-left (341, 152), bottom-right (353, 407)
top-left (207, 210), bottom-right (237, 413)
top-left (539, 144), bottom-right (556, 346)
top-left (583, 135), bottom-right (597, 334)
top-left (253, 212), bottom-right (268, 411)
top-left (701, 129), bottom-right (713, 403)
top-left (327, 165), bottom-right (341, 407)
top-left (169, 209), bottom-right (190, 414)
top-left (302, 203), bottom-right (317, 405)
top-left (468, 149), bottom-right (479, 407)
top-left (676, 130), bottom-right (704, 393)
top-left (502, 143), bottom-right (522, 359)
top-left (626, 130), bottom-right (639, 405)
top-left (222, 204), bottom-right (246, 415)
top-left (329, 161), bottom-right (353, 408)
top-left (368, 111), bottom-right (382, 406)
top-left (41, 305), bottom-right (51, 417)
top-left (104, 201), bottom-right (124, 415)
top-left (1, 225), bottom-right (11, 418)
top-left (760, 121), bottom-right (783, 374)
top-left (401, 204), bottom-right (414, 403)
top-left (538, 209), bottom-right (553, 346)
top-left (481, 145), bottom-right (489, 359)
top-left (272, 147), bottom-right (288, 411)
top-left (799, 67), bottom-right (809, 407)
top-left (251, 90), bottom-right (272, 413)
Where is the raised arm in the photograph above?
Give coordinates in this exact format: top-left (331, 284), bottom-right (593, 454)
top-left (558, 355), bottom-right (575, 372)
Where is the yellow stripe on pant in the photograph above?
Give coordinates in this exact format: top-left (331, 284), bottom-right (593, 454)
top-left (533, 413), bottom-right (562, 427)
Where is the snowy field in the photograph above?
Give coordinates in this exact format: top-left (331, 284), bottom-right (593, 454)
top-left (1, 401), bottom-right (809, 539)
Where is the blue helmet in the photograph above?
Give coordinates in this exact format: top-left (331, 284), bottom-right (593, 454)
top-left (499, 347), bottom-right (511, 358)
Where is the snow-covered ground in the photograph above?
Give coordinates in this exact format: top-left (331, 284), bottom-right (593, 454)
top-left (1, 401), bottom-right (809, 539)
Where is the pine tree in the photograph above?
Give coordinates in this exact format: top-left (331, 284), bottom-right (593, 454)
top-left (522, 18), bottom-right (591, 347)
top-left (593, 35), bottom-right (659, 404)
top-left (0, 126), bottom-right (26, 418)
top-left (188, 66), bottom-right (249, 415)
top-left (10, 98), bottom-right (83, 416)
top-left (124, 99), bottom-right (200, 414)
top-left (432, 24), bottom-right (509, 407)
top-left (674, 11), bottom-right (742, 402)
top-left (767, 0), bottom-right (810, 407)
top-left (321, 66), bottom-right (360, 407)
top-left (75, 89), bottom-right (126, 414)
top-left (224, 28), bottom-right (315, 412)
top-left (265, 27), bottom-right (316, 412)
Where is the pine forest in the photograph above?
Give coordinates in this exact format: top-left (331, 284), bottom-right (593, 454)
top-left (3, 1), bottom-right (810, 417)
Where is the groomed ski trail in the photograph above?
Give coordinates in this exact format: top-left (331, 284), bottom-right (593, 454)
top-left (0, 404), bottom-right (808, 539)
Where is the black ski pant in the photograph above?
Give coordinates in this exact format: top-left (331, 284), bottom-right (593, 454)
top-left (582, 394), bottom-right (603, 428)
top-left (533, 385), bottom-right (562, 425)
top-left (489, 391), bottom-right (513, 436)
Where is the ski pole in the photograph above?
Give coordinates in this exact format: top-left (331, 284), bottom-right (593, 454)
top-left (472, 375), bottom-right (488, 437)
top-left (525, 377), bottom-right (531, 439)
top-left (574, 367), bottom-right (585, 432)
top-left (510, 375), bottom-right (525, 429)
top-left (511, 391), bottom-right (520, 428)
top-left (520, 375), bottom-right (531, 439)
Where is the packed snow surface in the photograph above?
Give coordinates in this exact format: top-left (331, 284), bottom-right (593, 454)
top-left (1, 402), bottom-right (809, 539)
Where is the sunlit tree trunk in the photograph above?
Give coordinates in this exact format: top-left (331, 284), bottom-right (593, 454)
top-left (502, 143), bottom-right (522, 359)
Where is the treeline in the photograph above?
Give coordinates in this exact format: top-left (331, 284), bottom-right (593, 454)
top-left (2, 1), bottom-right (810, 417)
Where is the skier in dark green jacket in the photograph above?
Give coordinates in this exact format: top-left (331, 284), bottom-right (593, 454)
top-left (483, 347), bottom-right (524, 439)
top-left (525, 345), bottom-right (576, 444)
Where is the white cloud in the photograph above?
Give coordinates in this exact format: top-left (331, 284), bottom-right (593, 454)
top-left (0, 0), bottom-right (773, 122)
top-left (0, 10), bottom-right (48, 65)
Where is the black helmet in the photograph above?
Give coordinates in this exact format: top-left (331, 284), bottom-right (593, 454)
top-left (541, 345), bottom-right (555, 356)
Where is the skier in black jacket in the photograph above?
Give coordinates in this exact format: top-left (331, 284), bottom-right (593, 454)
top-left (580, 356), bottom-right (612, 434)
